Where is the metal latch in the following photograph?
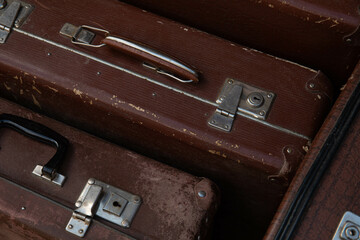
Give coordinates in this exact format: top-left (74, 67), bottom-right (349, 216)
top-left (333, 211), bottom-right (360, 240)
top-left (66, 178), bottom-right (142, 238)
top-left (208, 78), bottom-right (275, 132)
top-left (0, 0), bottom-right (33, 44)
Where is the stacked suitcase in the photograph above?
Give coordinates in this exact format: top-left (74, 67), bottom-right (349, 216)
top-left (0, 0), bottom-right (354, 239)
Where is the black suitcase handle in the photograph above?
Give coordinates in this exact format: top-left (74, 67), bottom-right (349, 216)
top-left (0, 113), bottom-right (68, 179)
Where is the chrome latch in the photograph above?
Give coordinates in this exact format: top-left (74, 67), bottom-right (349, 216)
top-left (0, 0), bottom-right (33, 44)
top-left (66, 178), bottom-right (142, 238)
top-left (59, 23), bottom-right (96, 45)
top-left (208, 78), bottom-right (275, 132)
top-left (333, 211), bottom-right (360, 240)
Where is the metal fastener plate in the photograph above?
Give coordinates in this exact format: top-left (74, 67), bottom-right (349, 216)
top-left (32, 165), bottom-right (66, 187)
top-left (333, 211), bottom-right (360, 240)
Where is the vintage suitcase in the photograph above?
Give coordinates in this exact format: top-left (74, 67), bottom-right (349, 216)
top-left (0, 0), bottom-right (333, 238)
top-left (0, 97), bottom-right (219, 240)
top-left (264, 61), bottom-right (360, 240)
top-left (119, 0), bottom-right (360, 89)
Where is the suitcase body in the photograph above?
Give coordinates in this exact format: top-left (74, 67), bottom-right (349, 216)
top-left (0, 0), bottom-right (332, 237)
top-left (0, 98), bottom-right (219, 240)
top-left (119, 0), bottom-right (360, 88)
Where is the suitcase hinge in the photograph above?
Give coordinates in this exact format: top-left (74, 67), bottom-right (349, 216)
top-left (208, 78), bottom-right (275, 132)
top-left (66, 178), bottom-right (142, 238)
top-left (0, 0), bottom-right (33, 44)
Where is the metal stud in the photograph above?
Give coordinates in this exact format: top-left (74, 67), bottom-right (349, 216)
top-left (0, 0), bottom-right (6, 9)
top-left (68, 224), bottom-right (73, 229)
top-left (75, 201), bottom-right (82, 208)
top-left (309, 83), bottom-right (315, 89)
top-left (88, 178), bottom-right (95, 185)
top-left (198, 191), bottom-right (206, 198)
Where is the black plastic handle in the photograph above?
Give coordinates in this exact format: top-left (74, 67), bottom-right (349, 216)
top-left (0, 113), bottom-right (68, 179)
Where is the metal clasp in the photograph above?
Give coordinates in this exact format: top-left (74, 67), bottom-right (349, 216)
top-left (66, 178), bottom-right (142, 238)
top-left (60, 23), bottom-right (108, 47)
top-left (208, 78), bottom-right (275, 132)
top-left (0, 0), bottom-right (33, 43)
top-left (333, 211), bottom-right (360, 240)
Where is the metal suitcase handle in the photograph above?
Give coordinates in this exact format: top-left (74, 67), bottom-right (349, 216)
top-left (0, 113), bottom-right (68, 182)
top-left (60, 24), bottom-right (200, 84)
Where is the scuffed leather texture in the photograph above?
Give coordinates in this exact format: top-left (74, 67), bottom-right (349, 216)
top-left (0, 98), bottom-right (219, 240)
top-left (120, 0), bottom-right (360, 89)
top-left (264, 61), bottom-right (360, 239)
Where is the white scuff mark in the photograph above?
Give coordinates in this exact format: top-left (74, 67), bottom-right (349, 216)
top-left (32, 85), bottom-right (42, 94)
top-left (3, 83), bottom-right (11, 90)
top-left (73, 88), bottom-right (83, 98)
top-left (183, 128), bottom-right (197, 136)
top-left (315, 17), bottom-right (330, 24)
top-left (157, 20), bottom-right (164, 25)
top-left (32, 94), bottom-right (41, 108)
top-left (129, 103), bottom-right (145, 112)
top-left (47, 86), bottom-right (58, 92)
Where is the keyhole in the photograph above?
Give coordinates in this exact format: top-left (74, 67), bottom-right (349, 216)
top-left (113, 201), bottom-right (121, 208)
top-left (246, 92), bottom-right (264, 107)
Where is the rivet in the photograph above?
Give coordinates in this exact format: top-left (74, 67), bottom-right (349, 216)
top-left (152, 92), bottom-right (157, 97)
top-left (345, 226), bottom-right (359, 239)
top-left (47, 53), bottom-right (52, 56)
top-left (227, 79), bottom-right (233, 84)
top-left (198, 191), bottom-right (206, 198)
top-left (121, 220), bottom-right (129, 227)
top-left (21, 206), bottom-right (26, 211)
top-left (75, 201), bottom-right (82, 208)
top-left (88, 178), bottom-right (95, 185)
top-left (219, 97), bottom-right (224, 102)
top-left (133, 197), bottom-right (140, 203)
top-left (269, 177), bottom-right (277, 182)
top-left (0, 38), bottom-right (4, 41)
top-left (309, 83), bottom-right (315, 88)
top-left (68, 224), bottom-right (73, 229)
top-left (15, 20), bottom-right (19, 24)
top-left (96, 71), bottom-right (101, 75)
top-left (224, 125), bottom-right (229, 129)
top-left (211, 120), bottom-right (216, 124)
top-left (0, 0), bottom-right (6, 9)
top-left (259, 110), bottom-right (265, 116)
top-left (286, 148), bottom-right (293, 154)
top-left (267, 93), bottom-right (273, 98)
top-left (78, 229), bottom-right (84, 234)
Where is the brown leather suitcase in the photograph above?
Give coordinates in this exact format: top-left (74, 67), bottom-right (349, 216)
top-left (0, 97), bottom-right (219, 240)
top-left (119, 0), bottom-right (360, 89)
top-left (0, 0), bottom-right (333, 238)
top-left (263, 61), bottom-right (360, 240)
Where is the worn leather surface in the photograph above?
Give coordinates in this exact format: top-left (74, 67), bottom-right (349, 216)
top-left (0, 98), bottom-right (219, 240)
top-left (0, 0), bottom-right (333, 238)
top-left (264, 61), bottom-right (360, 239)
top-left (291, 69), bottom-right (360, 239)
top-left (120, 0), bottom-right (360, 89)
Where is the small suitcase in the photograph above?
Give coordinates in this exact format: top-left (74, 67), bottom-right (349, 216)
top-left (119, 0), bottom-right (360, 89)
top-left (0, 97), bottom-right (219, 240)
top-left (0, 0), bottom-right (333, 238)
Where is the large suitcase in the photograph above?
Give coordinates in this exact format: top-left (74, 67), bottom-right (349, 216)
top-left (0, 0), bottom-right (333, 238)
top-left (119, 0), bottom-right (360, 89)
top-left (0, 97), bottom-right (219, 240)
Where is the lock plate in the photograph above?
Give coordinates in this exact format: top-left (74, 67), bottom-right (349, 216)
top-left (208, 78), bottom-right (275, 132)
top-left (66, 179), bottom-right (142, 237)
top-left (333, 211), bottom-right (360, 240)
